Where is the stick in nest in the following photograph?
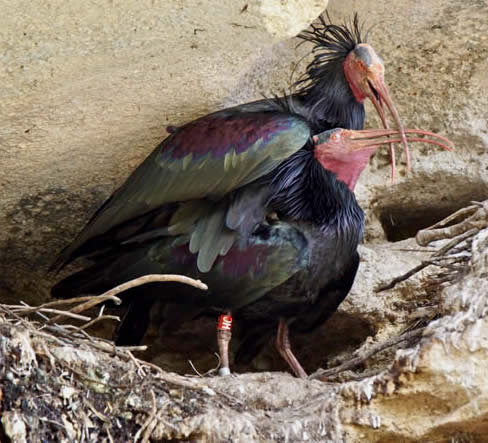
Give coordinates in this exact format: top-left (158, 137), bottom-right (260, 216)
top-left (376, 200), bottom-right (488, 292)
top-left (48, 273), bottom-right (208, 325)
top-left (134, 390), bottom-right (157, 443)
top-left (376, 228), bottom-right (478, 292)
top-left (310, 327), bottom-right (427, 380)
top-left (416, 201), bottom-right (488, 246)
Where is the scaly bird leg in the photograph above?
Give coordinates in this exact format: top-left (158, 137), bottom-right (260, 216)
top-left (217, 312), bottom-right (233, 376)
top-left (276, 319), bottom-right (307, 378)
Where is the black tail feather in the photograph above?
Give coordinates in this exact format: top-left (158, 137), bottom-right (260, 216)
top-left (115, 294), bottom-right (154, 346)
top-left (51, 263), bottom-right (111, 299)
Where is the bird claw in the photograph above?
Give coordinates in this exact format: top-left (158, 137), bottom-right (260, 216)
top-left (218, 367), bottom-right (231, 376)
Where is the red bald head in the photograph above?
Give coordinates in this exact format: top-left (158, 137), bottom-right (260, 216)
top-left (344, 43), bottom-right (410, 174)
top-left (313, 128), bottom-right (453, 190)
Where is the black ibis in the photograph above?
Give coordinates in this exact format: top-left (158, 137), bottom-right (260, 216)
top-left (52, 124), bottom-right (452, 377)
top-left (52, 15), bottom-right (451, 376)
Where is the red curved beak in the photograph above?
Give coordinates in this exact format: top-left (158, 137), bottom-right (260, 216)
top-left (366, 73), bottom-right (410, 180)
top-left (343, 128), bottom-right (453, 178)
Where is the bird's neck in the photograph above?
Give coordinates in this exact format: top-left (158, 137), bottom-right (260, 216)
top-left (268, 149), bottom-right (364, 236)
top-left (296, 63), bottom-right (365, 131)
top-left (314, 149), bottom-right (375, 191)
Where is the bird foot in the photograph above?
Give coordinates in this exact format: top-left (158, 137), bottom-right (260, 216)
top-left (218, 367), bottom-right (231, 376)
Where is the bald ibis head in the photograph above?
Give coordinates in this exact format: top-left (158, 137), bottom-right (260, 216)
top-left (297, 14), bottom-right (411, 174)
top-left (313, 127), bottom-right (453, 190)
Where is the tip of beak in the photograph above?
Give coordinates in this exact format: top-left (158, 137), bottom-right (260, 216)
top-left (404, 144), bottom-right (411, 172)
top-left (390, 144), bottom-right (396, 184)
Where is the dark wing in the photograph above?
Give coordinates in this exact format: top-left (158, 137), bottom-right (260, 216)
top-left (53, 222), bottom-right (308, 305)
top-left (54, 111), bottom-right (310, 270)
top-left (52, 221), bottom-right (310, 345)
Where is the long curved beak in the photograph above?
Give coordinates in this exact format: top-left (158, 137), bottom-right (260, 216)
top-left (345, 128), bottom-right (453, 177)
top-left (367, 74), bottom-right (409, 180)
top-left (347, 128), bottom-right (452, 150)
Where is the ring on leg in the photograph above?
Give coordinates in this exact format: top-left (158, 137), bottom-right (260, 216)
top-left (217, 312), bottom-right (233, 376)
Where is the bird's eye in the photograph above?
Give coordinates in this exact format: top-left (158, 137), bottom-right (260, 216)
top-left (331, 133), bottom-right (340, 141)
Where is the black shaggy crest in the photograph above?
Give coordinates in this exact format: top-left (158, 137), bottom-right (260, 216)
top-left (297, 13), bottom-right (365, 77)
top-left (293, 13), bottom-right (368, 131)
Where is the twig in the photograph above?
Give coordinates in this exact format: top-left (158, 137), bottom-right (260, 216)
top-left (38, 417), bottom-right (68, 432)
top-left (127, 350), bottom-right (147, 378)
top-left (142, 406), bottom-right (175, 443)
top-left (33, 310), bottom-right (50, 322)
top-left (98, 274), bottom-right (208, 295)
top-left (46, 295), bottom-right (122, 325)
top-left (84, 398), bottom-right (110, 423)
top-left (137, 360), bottom-right (204, 390)
top-left (418, 204), bottom-right (479, 233)
top-left (9, 296), bottom-right (122, 315)
top-left (416, 203), bottom-right (486, 246)
top-left (14, 308), bottom-right (92, 322)
top-left (188, 360), bottom-right (204, 377)
top-left (116, 345), bottom-right (148, 352)
top-left (48, 274), bottom-right (207, 325)
top-left (104, 423), bottom-right (115, 443)
top-left (134, 390), bottom-right (157, 443)
top-left (310, 328), bottom-right (426, 380)
top-left (376, 228), bottom-right (478, 292)
top-left (187, 352), bottom-right (221, 377)
top-left (75, 338), bottom-right (147, 356)
top-left (60, 324), bottom-right (97, 340)
top-left (375, 262), bottom-right (427, 293)
top-left (78, 315), bottom-right (120, 330)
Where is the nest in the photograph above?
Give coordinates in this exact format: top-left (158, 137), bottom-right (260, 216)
top-left (0, 201), bottom-right (486, 442)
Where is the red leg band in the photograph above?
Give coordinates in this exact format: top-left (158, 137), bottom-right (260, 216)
top-left (217, 314), bottom-right (233, 331)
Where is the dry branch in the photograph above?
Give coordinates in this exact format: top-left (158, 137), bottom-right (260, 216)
top-left (416, 201), bottom-right (488, 246)
top-left (377, 200), bottom-right (488, 292)
top-left (48, 273), bottom-right (207, 324)
top-left (376, 227), bottom-right (479, 292)
top-left (310, 327), bottom-right (427, 380)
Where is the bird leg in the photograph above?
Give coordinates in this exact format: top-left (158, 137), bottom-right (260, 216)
top-left (217, 312), bottom-right (233, 376)
top-left (276, 319), bottom-right (307, 378)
